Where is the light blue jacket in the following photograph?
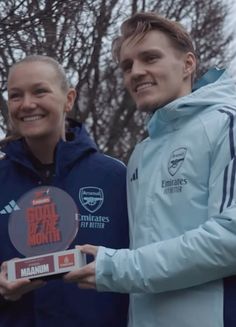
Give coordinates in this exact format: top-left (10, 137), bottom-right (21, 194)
top-left (96, 70), bottom-right (236, 327)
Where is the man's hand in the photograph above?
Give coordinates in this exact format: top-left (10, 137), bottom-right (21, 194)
top-left (64, 245), bottom-right (98, 290)
top-left (0, 260), bottom-right (46, 301)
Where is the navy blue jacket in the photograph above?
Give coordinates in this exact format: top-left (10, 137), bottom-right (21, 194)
top-left (0, 122), bottom-right (129, 327)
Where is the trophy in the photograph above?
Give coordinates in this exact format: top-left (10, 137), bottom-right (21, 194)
top-left (7, 186), bottom-right (86, 281)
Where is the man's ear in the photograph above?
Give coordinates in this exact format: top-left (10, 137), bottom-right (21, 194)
top-left (183, 52), bottom-right (197, 79)
top-left (65, 88), bottom-right (77, 113)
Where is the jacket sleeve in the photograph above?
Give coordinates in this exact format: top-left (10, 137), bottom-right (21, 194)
top-left (95, 109), bottom-right (236, 294)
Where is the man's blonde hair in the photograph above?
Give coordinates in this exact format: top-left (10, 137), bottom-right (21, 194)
top-left (112, 12), bottom-right (197, 63)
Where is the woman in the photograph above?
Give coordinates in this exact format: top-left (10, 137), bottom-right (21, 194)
top-left (0, 55), bottom-right (129, 327)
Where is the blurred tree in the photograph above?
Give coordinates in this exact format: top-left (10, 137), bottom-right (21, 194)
top-left (0, 0), bottom-right (232, 162)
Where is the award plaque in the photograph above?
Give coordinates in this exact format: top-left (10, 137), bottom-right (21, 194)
top-left (7, 186), bottom-right (86, 281)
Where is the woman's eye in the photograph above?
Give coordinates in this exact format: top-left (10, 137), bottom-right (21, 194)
top-left (9, 93), bottom-right (20, 100)
top-left (146, 56), bottom-right (158, 62)
top-left (35, 88), bottom-right (48, 95)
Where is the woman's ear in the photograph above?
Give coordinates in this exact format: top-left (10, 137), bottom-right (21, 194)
top-left (65, 88), bottom-right (77, 113)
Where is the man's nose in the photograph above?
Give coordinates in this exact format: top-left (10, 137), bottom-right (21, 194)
top-left (130, 60), bottom-right (146, 77)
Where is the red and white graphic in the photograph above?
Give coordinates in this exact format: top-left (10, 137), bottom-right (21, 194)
top-left (58, 253), bottom-right (75, 268)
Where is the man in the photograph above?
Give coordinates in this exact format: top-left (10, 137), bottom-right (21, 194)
top-left (65, 12), bottom-right (236, 327)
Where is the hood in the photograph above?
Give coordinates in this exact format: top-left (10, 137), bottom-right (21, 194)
top-left (147, 68), bottom-right (236, 137)
top-left (55, 119), bottom-right (98, 173)
top-left (2, 119), bottom-right (98, 174)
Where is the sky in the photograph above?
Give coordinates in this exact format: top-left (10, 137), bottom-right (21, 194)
top-left (226, 0), bottom-right (236, 73)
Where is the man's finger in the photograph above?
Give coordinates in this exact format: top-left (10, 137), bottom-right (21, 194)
top-left (64, 262), bottom-right (94, 281)
top-left (76, 244), bottom-right (98, 257)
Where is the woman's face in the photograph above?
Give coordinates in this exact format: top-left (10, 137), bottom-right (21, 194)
top-left (7, 61), bottom-right (75, 145)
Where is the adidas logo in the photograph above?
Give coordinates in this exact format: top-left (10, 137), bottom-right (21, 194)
top-left (0, 200), bottom-right (20, 214)
top-left (130, 168), bottom-right (138, 182)
top-left (0, 151), bottom-right (6, 160)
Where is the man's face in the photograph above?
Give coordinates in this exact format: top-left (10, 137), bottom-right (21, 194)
top-left (120, 30), bottom-right (194, 112)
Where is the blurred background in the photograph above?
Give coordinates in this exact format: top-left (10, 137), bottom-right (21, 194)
top-left (0, 0), bottom-right (235, 162)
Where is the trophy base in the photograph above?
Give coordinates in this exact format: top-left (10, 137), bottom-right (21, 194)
top-left (7, 249), bottom-right (86, 281)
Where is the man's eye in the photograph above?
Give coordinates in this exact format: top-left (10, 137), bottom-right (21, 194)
top-left (121, 63), bottom-right (132, 73)
top-left (123, 66), bottom-right (131, 73)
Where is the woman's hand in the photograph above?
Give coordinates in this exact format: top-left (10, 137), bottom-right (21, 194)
top-left (0, 260), bottom-right (46, 301)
